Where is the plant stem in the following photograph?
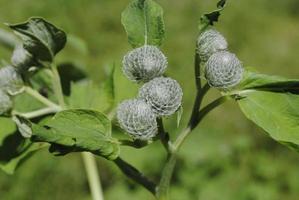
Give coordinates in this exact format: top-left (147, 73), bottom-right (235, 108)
top-left (13, 107), bottom-right (60, 119)
top-left (24, 86), bottom-right (61, 110)
top-left (50, 64), bottom-right (66, 108)
top-left (82, 152), bottom-right (104, 200)
top-left (114, 157), bottom-right (157, 195)
top-left (156, 153), bottom-right (177, 200)
top-left (157, 118), bottom-right (170, 153)
top-left (188, 83), bottom-right (210, 129)
top-left (49, 62), bottom-right (103, 200)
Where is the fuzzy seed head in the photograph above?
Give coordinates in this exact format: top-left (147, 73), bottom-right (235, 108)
top-left (0, 66), bottom-right (24, 95)
top-left (205, 51), bottom-right (243, 89)
top-left (197, 29), bottom-right (228, 63)
top-left (117, 99), bottom-right (158, 140)
top-left (122, 45), bottom-right (167, 82)
top-left (11, 45), bottom-right (34, 71)
top-left (0, 89), bottom-right (12, 115)
top-left (138, 77), bottom-right (183, 116)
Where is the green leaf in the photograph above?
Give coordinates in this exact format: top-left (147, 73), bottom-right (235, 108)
top-left (199, 0), bottom-right (227, 31)
top-left (0, 117), bottom-right (45, 174)
top-left (31, 109), bottom-right (120, 160)
top-left (8, 17), bottom-right (67, 62)
top-left (238, 91), bottom-right (299, 152)
top-left (68, 65), bottom-right (115, 112)
top-left (238, 71), bottom-right (299, 94)
top-left (121, 0), bottom-right (165, 47)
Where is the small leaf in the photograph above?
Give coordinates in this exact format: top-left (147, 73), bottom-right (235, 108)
top-left (31, 109), bottom-right (120, 160)
top-left (199, 0), bottom-right (227, 31)
top-left (238, 91), bottom-right (299, 152)
top-left (12, 115), bottom-right (32, 138)
top-left (8, 17), bottom-right (67, 62)
top-left (121, 0), bottom-right (165, 47)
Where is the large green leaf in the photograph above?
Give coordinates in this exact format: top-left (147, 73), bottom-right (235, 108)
top-left (31, 109), bottom-right (120, 160)
top-left (121, 0), bottom-right (165, 47)
top-left (238, 91), bottom-right (299, 151)
top-left (238, 71), bottom-right (299, 94)
top-left (68, 65), bottom-right (115, 112)
top-left (0, 117), bottom-right (45, 174)
top-left (8, 17), bottom-right (67, 62)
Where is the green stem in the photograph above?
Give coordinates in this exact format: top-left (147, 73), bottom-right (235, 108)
top-left (156, 153), bottom-right (177, 200)
top-left (13, 107), bottom-right (60, 119)
top-left (82, 152), bottom-right (104, 200)
top-left (0, 28), bottom-right (18, 50)
top-left (50, 64), bottom-right (66, 108)
top-left (157, 118), bottom-right (171, 153)
top-left (24, 86), bottom-right (61, 110)
top-left (114, 157), bottom-right (157, 195)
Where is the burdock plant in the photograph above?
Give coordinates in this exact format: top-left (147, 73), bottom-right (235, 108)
top-left (1, 1), bottom-right (299, 200)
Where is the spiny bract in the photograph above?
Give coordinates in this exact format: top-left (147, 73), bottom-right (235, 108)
top-left (205, 51), bottom-right (243, 89)
top-left (11, 45), bottom-right (34, 72)
top-left (197, 29), bottom-right (228, 63)
top-left (138, 77), bottom-right (183, 116)
top-left (0, 66), bottom-right (24, 95)
top-left (117, 99), bottom-right (158, 140)
top-left (122, 45), bottom-right (167, 82)
top-left (0, 89), bottom-right (12, 115)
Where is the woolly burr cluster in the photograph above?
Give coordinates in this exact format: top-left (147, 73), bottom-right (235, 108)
top-left (138, 77), bottom-right (183, 116)
top-left (11, 45), bottom-right (35, 72)
top-left (0, 65), bottom-right (24, 115)
top-left (122, 45), bottom-right (167, 82)
top-left (197, 28), bottom-right (244, 90)
top-left (0, 89), bottom-right (13, 115)
top-left (118, 45), bottom-right (183, 140)
top-left (117, 99), bottom-right (158, 140)
top-left (0, 66), bottom-right (24, 95)
top-left (197, 29), bottom-right (228, 63)
top-left (205, 51), bottom-right (243, 89)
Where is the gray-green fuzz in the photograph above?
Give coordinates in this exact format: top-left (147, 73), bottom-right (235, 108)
top-left (138, 77), bottom-right (183, 116)
top-left (0, 66), bottom-right (24, 95)
top-left (205, 51), bottom-right (243, 89)
top-left (0, 89), bottom-right (12, 115)
top-left (197, 29), bottom-right (228, 63)
top-left (117, 99), bottom-right (158, 141)
top-left (122, 45), bottom-right (167, 82)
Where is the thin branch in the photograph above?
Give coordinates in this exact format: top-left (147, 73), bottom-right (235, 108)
top-left (188, 83), bottom-right (210, 129)
top-left (13, 107), bottom-right (59, 119)
top-left (194, 51), bottom-right (202, 90)
top-left (82, 152), bottom-right (104, 200)
top-left (114, 157), bottom-right (157, 195)
top-left (156, 153), bottom-right (177, 199)
top-left (157, 117), bottom-right (170, 153)
top-left (24, 86), bottom-right (61, 110)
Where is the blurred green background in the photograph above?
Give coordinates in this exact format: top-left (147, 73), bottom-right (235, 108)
top-left (1, 0), bottom-right (299, 199)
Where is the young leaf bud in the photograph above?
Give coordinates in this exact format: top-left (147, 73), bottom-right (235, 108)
top-left (122, 45), bottom-right (167, 82)
top-left (117, 99), bottom-right (158, 140)
top-left (0, 89), bottom-right (12, 115)
top-left (0, 66), bottom-right (24, 95)
top-left (205, 51), bottom-right (243, 89)
top-left (197, 29), bottom-right (228, 63)
top-left (138, 77), bottom-right (183, 116)
top-left (11, 45), bottom-right (35, 72)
